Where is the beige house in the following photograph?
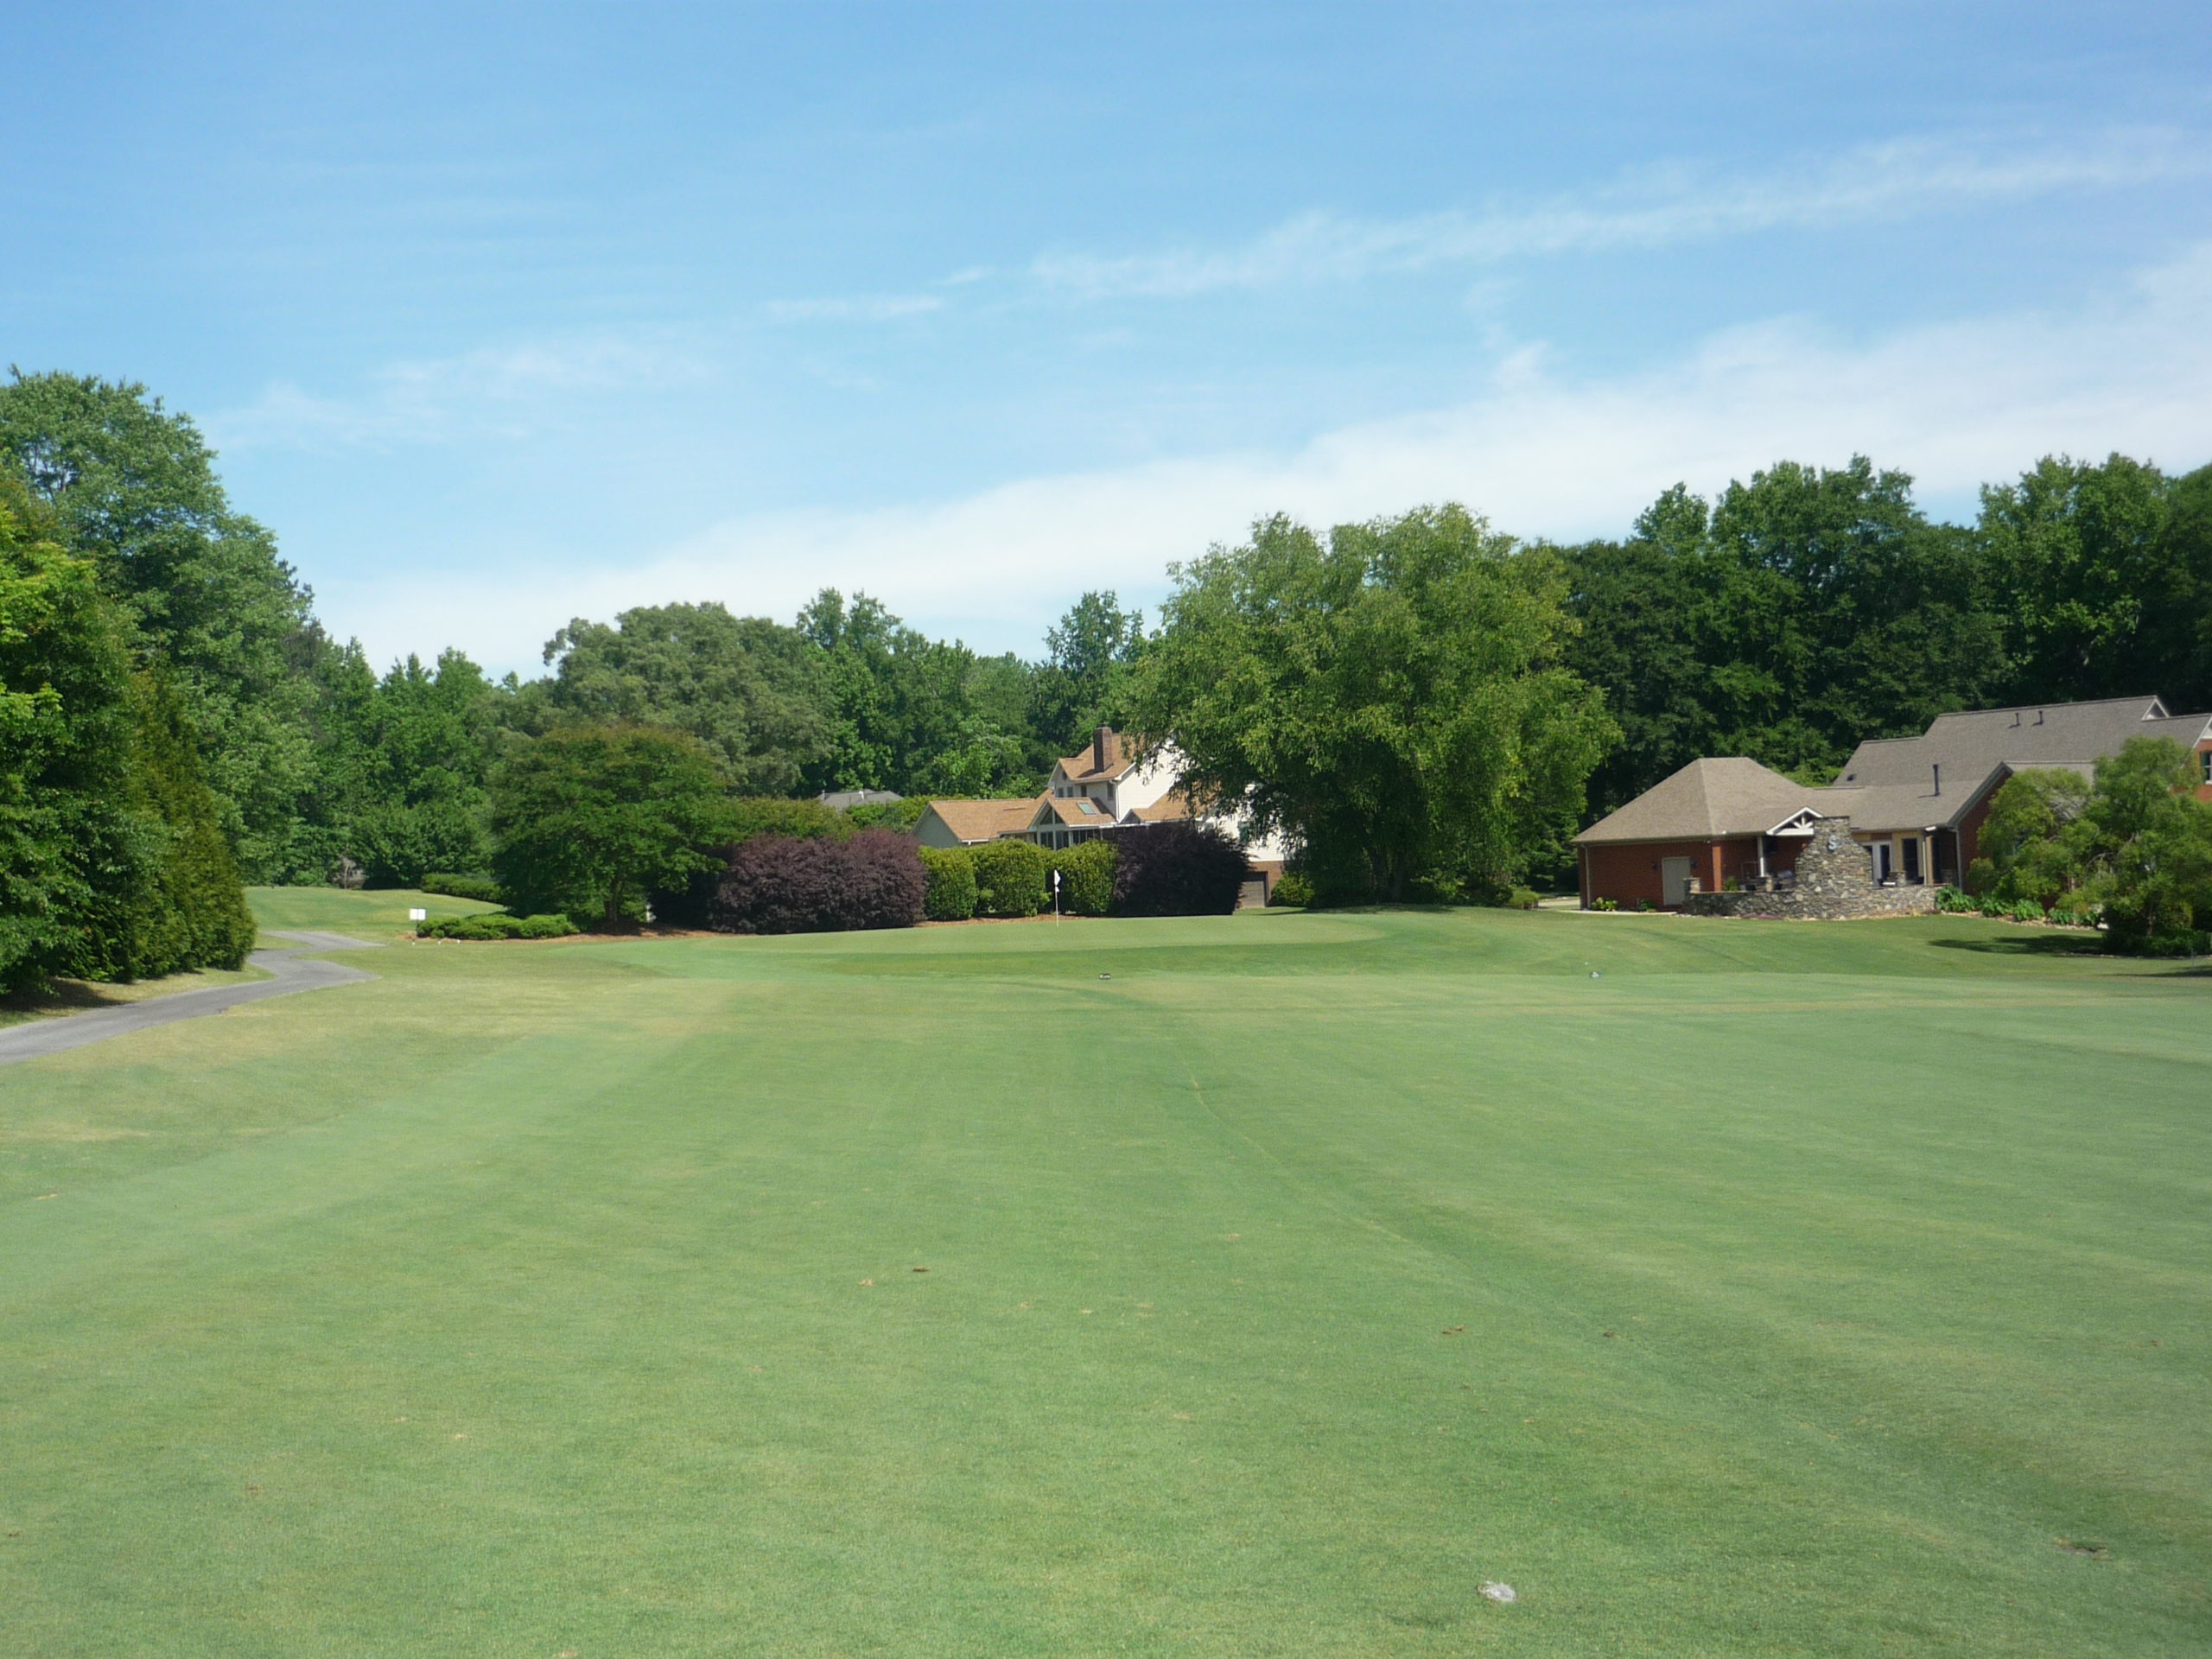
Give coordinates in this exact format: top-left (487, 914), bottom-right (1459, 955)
top-left (913, 797), bottom-right (1046, 849)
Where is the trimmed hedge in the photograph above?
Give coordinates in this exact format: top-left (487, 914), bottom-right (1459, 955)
top-left (970, 838), bottom-right (1048, 918)
top-left (920, 845), bottom-right (978, 920)
top-left (421, 872), bottom-right (505, 904)
top-left (1111, 821), bottom-right (1248, 917)
top-left (712, 829), bottom-right (925, 934)
top-left (418, 912), bottom-right (578, 940)
top-left (1046, 841), bottom-right (1116, 916)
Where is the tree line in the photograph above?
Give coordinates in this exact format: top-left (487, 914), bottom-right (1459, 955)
top-left (3, 366), bottom-right (2209, 988)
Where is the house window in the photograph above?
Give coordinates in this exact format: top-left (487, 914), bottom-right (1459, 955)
top-left (2202, 749), bottom-right (2211, 785)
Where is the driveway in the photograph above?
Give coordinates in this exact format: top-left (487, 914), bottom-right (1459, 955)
top-left (0, 931), bottom-right (384, 1068)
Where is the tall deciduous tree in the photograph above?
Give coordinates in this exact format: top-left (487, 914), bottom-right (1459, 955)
top-left (1565, 458), bottom-right (2003, 810)
top-left (541, 602), bottom-right (833, 794)
top-left (1030, 590), bottom-right (1147, 755)
top-left (1978, 454), bottom-right (2172, 706)
top-left (796, 589), bottom-right (1036, 795)
top-left (0, 371), bottom-right (320, 879)
top-left (315, 648), bottom-right (503, 886)
top-left (1135, 505), bottom-right (1617, 902)
top-left (489, 723), bottom-right (729, 931)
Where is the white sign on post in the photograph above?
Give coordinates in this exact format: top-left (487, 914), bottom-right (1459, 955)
top-left (408, 907), bottom-right (428, 922)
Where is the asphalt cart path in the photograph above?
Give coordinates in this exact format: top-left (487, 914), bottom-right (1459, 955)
top-left (0, 931), bottom-right (385, 1068)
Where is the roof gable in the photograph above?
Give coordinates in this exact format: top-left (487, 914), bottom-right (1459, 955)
top-left (922, 797), bottom-right (1043, 842)
top-left (1575, 758), bottom-right (1824, 844)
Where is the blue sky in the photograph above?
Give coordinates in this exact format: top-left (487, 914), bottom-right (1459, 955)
top-left (7, 3), bottom-right (2210, 673)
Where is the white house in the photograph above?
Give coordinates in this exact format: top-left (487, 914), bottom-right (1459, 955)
top-left (1014, 727), bottom-right (1293, 898)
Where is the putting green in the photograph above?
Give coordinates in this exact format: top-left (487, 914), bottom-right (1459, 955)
top-left (0, 896), bottom-right (2204, 1656)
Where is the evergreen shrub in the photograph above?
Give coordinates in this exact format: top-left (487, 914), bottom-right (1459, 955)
top-left (712, 829), bottom-right (925, 934)
top-left (421, 873), bottom-right (505, 904)
top-left (970, 838), bottom-right (1047, 918)
top-left (919, 846), bottom-right (977, 920)
top-left (1269, 871), bottom-right (1314, 907)
top-left (1046, 841), bottom-right (1116, 915)
top-left (1110, 821), bottom-right (1247, 917)
top-left (418, 912), bottom-right (577, 940)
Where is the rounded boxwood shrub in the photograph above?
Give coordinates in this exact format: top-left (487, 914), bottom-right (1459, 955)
top-left (1046, 841), bottom-right (1116, 916)
top-left (1269, 871), bottom-right (1314, 907)
top-left (712, 829), bottom-right (925, 935)
top-left (1111, 821), bottom-right (1248, 917)
top-left (919, 846), bottom-right (978, 920)
top-left (970, 838), bottom-right (1048, 918)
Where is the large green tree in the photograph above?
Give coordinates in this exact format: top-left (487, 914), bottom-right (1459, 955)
top-left (0, 371), bottom-right (319, 879)
top-left (2077, 736), bottom-right (2212, 952)
top-left (796, 589), bottom-right (1037, 796)
top-left (489, 723), bottom-right (729, 931)
top-left (1028, 590), bottom-right (1147, 756)
top-left (1977, 454), bottom-right (2173, 706)
top-left (1134, 505), bottom-right (1617, 902)
top-left (1565, 458), bottom-right (2004, 810)
top-left (541, 602), bottom-right (833, 794)
top-left (311, 646), bottom-right (504, 886)
top-left (0, 480), bottom-right (250, 990)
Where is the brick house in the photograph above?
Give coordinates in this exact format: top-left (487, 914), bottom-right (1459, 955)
top-left (1576, 696), bottom-right (2212, 911)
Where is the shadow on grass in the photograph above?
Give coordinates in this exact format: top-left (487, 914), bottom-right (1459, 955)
top-left (1929, 932), bottom-right (2212, 976)
top-left (0, 979), bottom-right (125, 1029)
top-left (1929, 932), bottom-right (2107, 958)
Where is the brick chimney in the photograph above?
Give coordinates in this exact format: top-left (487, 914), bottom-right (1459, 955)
top-left (1093, 725), bottom-right (1111, 772)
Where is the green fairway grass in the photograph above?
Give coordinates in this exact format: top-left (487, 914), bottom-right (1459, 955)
top-left (1, 898), bottom-right (2204, 1656)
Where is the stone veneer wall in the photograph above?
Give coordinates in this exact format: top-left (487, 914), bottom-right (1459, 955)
top-left (1681, 817), bottom-right (1938, 920)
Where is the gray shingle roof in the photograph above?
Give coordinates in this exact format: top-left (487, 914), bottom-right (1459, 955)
top-left (1574, 758), bottom-right (1829, 844)
top-left (1581, 696), bottom-right (2212, 847)
top-left (1833, 696), bottom-right (2209, 789)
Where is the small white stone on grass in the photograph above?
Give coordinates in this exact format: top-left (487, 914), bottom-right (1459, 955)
top-left (1479, 1581), bottom-right (1516, 1603)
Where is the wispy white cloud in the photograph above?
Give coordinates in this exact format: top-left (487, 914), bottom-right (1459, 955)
top-left (207, 334), bottom-right (709, 452)
top-left (1031, 127), bottom-right (2212, 298)
top-left (762, 293), bottom-right (945, 322)
top-left (322, 243), bottom-right (2212, 674)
